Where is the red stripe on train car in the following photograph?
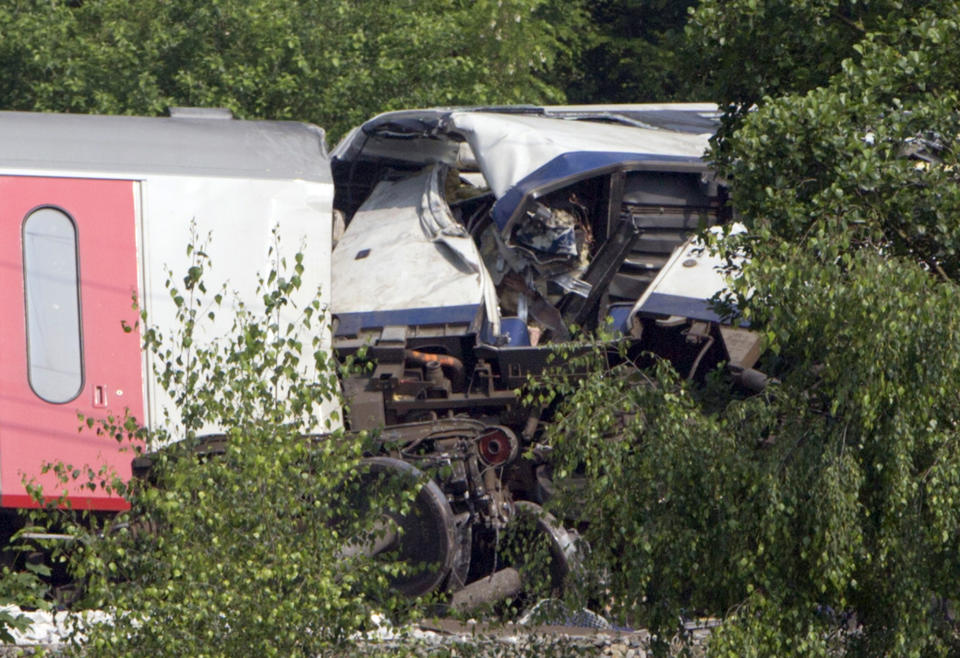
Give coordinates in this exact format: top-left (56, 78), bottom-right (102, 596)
top-left (1, 493), bottom-right (131, 511)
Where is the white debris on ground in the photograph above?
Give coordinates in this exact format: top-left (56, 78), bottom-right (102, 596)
top-left (1, 605), bottom-right (715, 657)
top-left (2, 605), bottom-right (69, 646)
top-left (356, 606), bottom-right (717, 657)
top-left (0, 604), bottom-right (110, 654)
top-left (3, 605), bottom-right (112, 642)
top-left (357, 612), bottom-right (459, 647)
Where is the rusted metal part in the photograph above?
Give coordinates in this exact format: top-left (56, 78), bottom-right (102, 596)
top-left (352, 422), bottom-right (524, 597)
top-left (476, 426), bottom-right (519, 467)
top-left (404, 349), bottom-right (464, 381)
top-left (448, 567), bottom-right (523, 613)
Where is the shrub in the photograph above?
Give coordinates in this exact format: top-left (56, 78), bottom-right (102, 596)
top-left (28, 234), bottom-right (416, 657)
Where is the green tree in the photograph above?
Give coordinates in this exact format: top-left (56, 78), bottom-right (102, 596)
top-left (565, 0), bottom-right (704, 104)
top-left (28, 237), bottom-right (417, 657)
top-left (687, 0), bottom-right (942, 109)
top-left (544, 3), bottom-right (960, 655)
top-left (718, 9), bottom-right (960, 279)
top-left (0, 0), bottom-right (586, 140)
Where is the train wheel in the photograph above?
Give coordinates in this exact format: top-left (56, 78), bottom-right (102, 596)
top-left (358, 457), bottom-right (459, 597)
top-left (496, 500), bottom-right (582, 608)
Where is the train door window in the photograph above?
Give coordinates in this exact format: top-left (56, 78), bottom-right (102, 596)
top-left (22, 207), bottom-right (83, 403)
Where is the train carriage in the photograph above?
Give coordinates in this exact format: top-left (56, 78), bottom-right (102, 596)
top-left (0, 108), bottom-right (333, 515)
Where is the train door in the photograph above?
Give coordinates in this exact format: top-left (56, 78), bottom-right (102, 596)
top-left (0, 176), bottom-right (143, 510)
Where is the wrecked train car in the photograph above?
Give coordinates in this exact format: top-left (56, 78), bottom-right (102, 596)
top-left (329, 105), bottom-right (763, 600)
top-left (331, 104), bottom-right (733, 424)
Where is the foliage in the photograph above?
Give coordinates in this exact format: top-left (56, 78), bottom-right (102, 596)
top-left (4, 0), bottom-right (960, 654)
top-left (718, 6), bottom-right (960, 280)
top-left (0, 0), bottom-right (586, 141)
top-left (0, 542), bottom-right (50, 644)
top-left (565, 0), bottom-right (704, 104)
top-left (686, 0), bottom-right (942, 110)
top-left (543, 260), bottom-right (960, 655)
top-left (686, 0), bottom-right (950, 154)
top-left (21, 235), bottom-right (415, 657)
top-left (539, 3), bottom-right (960, 656)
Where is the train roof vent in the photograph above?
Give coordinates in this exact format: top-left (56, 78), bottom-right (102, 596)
top-left (168, 107), bottom-right (234, 120)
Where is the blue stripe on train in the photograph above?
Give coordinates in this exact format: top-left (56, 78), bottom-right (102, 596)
top-left (334, 304), bottom-right (482, 336)
top-left (637, 292), bottom-right (727, 324)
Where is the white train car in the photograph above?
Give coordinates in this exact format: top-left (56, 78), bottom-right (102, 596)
top-left (0, 108), bottom-right (333, 512)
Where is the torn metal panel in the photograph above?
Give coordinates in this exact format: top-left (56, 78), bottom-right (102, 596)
top-left (447, 110), bottom-right (712, 198)
top-left (630, 224), bottom-right (746, 325)
top-left (331, 165), bottom-right (496, 334)
top-left (419, 165), bottom-right (501, 335)
top-left (332, 105), bottom-right (717, 219)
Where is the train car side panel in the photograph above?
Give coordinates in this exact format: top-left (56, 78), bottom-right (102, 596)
top-left (136, 176), bottom-right (336, 436)
top-left (0, 176), bottom-right (143, 510)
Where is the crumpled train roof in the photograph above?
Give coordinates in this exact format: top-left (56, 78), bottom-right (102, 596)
top-left (332, 104), bottom-right (718, 229)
